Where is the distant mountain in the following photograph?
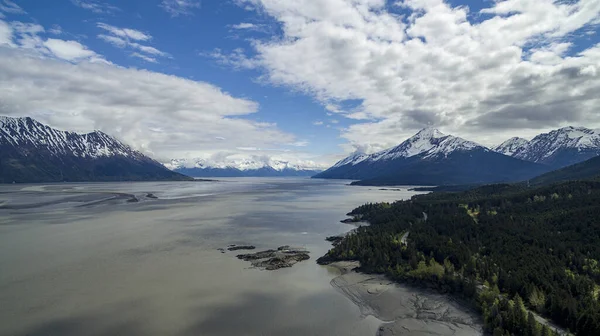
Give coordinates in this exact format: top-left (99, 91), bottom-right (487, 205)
top-left (495, 127), bottom-right (600, 168)
top-left (529, 155), bottom-right (600, 186)
top-left (314, 128), bottom-right (549, 186)
top-left (0, 116), bottom-right (192, 183)
top-left (165, 158), bottom-right (322, 177)
top-left (494, 137), bottom-right (529, 156)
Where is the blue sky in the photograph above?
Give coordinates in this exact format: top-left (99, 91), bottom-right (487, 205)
top-left (1, 0), bottom-right (599, 167)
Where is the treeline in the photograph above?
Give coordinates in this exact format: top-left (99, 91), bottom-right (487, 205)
top-left (318, 180), bottom-right (600, 335)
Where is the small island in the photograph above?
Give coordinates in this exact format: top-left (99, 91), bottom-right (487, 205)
top-left (236, 245), bottom-right (310, 270)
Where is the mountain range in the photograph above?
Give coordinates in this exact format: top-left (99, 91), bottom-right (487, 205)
top-left (0, 116), bottom-right (191, 183)
top-left (165, 158), bottom-right (322, 177)
top-left (494, 126), bottom-right (600, 168)
top-left (315, 126), bottom-right (600, 186)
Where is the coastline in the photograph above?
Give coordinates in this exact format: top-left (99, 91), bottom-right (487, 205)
top-left (326, 260), bottom-right (484, 336)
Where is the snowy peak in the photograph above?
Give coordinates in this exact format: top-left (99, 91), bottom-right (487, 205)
top-left (328, 128), bottom-right (486, 170)
top-left (332, 152), bottom-right (369, 168)
top-left (371, 128), bottom-right (484, 162)
top-left (494, 137), bottom-right (529, 156)
top-left (165, 157), bottom-right (323, 172)
top-left (503, 126), bottom-right (600, 166)
top-left (0, 116), bottom-right (142, 159)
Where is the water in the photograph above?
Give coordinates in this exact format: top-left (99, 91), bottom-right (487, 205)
top-left (0, 178), bottom-right (425, 336)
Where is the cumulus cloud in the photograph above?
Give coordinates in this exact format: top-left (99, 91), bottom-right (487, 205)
top-left (0, 19), bottom-right (312, 165)
top-left (160, 0), bottom-right (200, 17)
top-left (97, 23), bottom-right (169, 60)
top-left (42, 39), bottom-right (97, 62)
top-left (231, 0), bottom-right (600, 152)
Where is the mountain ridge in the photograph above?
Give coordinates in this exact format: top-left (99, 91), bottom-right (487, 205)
top-left (494, 126), bottom-right (600, 168)
top-left (314, 128), bottom-right (549, 185)
top-left (0, 116), bottom-right (192, 183)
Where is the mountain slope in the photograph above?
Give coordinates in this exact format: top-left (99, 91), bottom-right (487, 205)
top-left (494, 137), bottom-right (529, 156)
top-left (0, 116), bottom-right (192, 183)
top-left (315, 128), bottom-right (550, 186)
top-left (166, 158), bottom-right (322, 177)
top-left (529, 155), bottom-right (600, 186)
top-left (497, 127), bottom-right (600, 168)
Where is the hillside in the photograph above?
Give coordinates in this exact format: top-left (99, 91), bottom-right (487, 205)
top-left (319, 180), bottom-right (600, 335)
top-left (530, 155), bottom-right (600, 186)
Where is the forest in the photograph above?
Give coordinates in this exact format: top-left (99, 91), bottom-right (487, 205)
top-left (318, 180), bottom-right (600, 335)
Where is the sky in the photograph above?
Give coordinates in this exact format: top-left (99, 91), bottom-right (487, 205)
top-left (0, 0), bottom-right (599, 168)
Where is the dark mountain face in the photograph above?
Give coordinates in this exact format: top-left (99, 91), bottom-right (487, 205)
top-left (0, 116), bottom-right (191, 183)
top-left (350, 149), bottom-right (550, 186)
top-left (315, 128), bottom-right (549, 186)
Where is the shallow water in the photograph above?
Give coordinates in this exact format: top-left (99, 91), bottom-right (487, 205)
top-left (0, 178), bottom-right (430, 336)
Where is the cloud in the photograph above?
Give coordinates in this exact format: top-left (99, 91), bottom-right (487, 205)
top-left (313, 121), bottom-right (323, 126)
top-left (206, 47), bottom-right (258, 70)
top-left (3, 20), bottom-right (103, 63)
top-left (97, 23), bottom-right (151, 41)
top-left (231, 0), bottom-right (600, 153)
top-left (0, 19), bottom-right (308, 164)
top-left (130, 52), bottom-right (157, 63)
top-left (49, 24), bottom-right (63, 35)
top-left (160, 0), bottom-right (200, 17)
top-left (42, 39), bottom-right (97, 62)
top-left (97, 23), bottom-right (169, 60)
top-left (71, 0), bottom-right (119, 14)
top-left (0, 0), bottom-right (25, 14)
top-left (288, 140), bottom-right (309, 147)
top-left (231, 23), bottom-right (259, 30)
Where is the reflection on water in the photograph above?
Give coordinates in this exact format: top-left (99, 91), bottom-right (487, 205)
top-left (0, 178), bottom-right (422, 336)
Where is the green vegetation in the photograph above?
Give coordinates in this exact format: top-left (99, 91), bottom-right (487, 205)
top-left (318, 180), bottom-right (600, 335)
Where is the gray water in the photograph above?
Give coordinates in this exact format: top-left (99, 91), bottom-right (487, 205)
top-left (0, 178), bottom-right (426, 336)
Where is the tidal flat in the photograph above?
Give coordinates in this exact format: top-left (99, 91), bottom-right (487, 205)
top-left (0, 178), bottom-right (481, 336)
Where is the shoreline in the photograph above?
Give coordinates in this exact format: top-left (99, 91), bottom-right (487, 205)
top-left (326, 260), bottom-right (484, 336)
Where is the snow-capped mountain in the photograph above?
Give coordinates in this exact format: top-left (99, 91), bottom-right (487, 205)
top-left (494, 137), bottom-right (529, 156)
top-left (0, 116), bottom-right (190, 183)
top-left (165, 157), bottom-right (323, 177)
top-left (315, 128), bottom-right (549, 186)
top-left (495, 127), bottom-right (600, 168)
top-left (326, 128), bottom-right (488, 168)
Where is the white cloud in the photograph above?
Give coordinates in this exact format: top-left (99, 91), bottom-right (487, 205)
top-left (97, 23), bottom-right (151, 41)
top-left (288, 140), bottom-right (309, 147)
top-left (0, 0), bottom-right (25, 14)
top-left (3, 20), bottom-right (102, 62)
top-left (160, 0), bottom-right (200, 17)
top-left (130, 52), bottom-right (157, 63)
top-left (43, 39), bottom-right (97, 62)
top-left (97, 23), bottom-right (169, 60)
top-left (49, 24), bottom-right (63, 35)
top-left (207, 47), bottom-right (258, 70)
top-left (98, 34), bottom-right (126, 47)
top-left (231, 0), bottom-right (600, 153)
top-left (313, 121), bottom-right (323, 125)
top-left (0, 19), bottom-right (12, 45)
top-left (231, 23), bottom-right (259, 30)
top-left (0, 19), bottom-right (312, 165)
top-left (71, 0), bottom-right (119, 14)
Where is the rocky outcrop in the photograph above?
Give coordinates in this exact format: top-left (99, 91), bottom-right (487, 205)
top-left (236, 246), bottom-right (310, 270)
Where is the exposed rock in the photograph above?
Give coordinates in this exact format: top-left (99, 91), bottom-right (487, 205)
top-left (236, 247), bottom-right (310, 270)
top-left (227, 245), bottom-right (256, 251)
top-left (146, 193), bottom-right (158, 199)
